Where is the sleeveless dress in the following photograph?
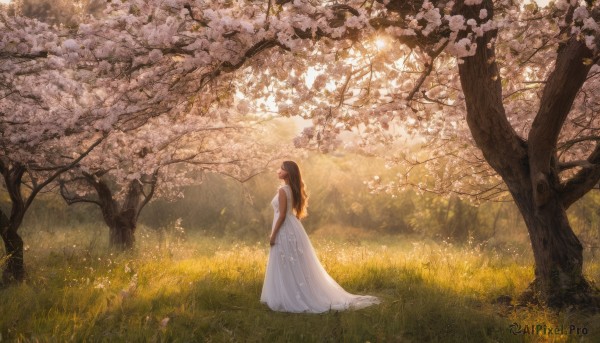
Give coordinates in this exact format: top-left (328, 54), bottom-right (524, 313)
top-left (260, 185), bottom-right (380, 313)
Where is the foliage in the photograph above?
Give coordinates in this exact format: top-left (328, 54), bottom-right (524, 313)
top-left (19, 145), bottom-right (600, 253)
top-left (568, 191), bottom-right (600, 257)
top-left (8, 0), bottom-right (105, 27)
top-left (137, 150), bottom-right (592, 251)
top-left (142, 152), bottom-right (421, 239)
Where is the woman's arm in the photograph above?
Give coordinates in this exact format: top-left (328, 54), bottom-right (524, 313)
top-left (270, 188), bottom-right (287, 246)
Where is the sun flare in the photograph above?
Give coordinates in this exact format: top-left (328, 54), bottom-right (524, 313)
top-left (375, 38), bottom-right (386, 51)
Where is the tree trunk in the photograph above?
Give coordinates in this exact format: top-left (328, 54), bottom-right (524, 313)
top-left (108, 224), bottom-right (135, 250)
top-left (87, 176), bottom-right (146, 251)
top-left (63, 172), bottom-right (156, 252)
top-left (1, 227), bottom-right (25, 283)
top-left (453, 0), bottom-right (600, 309)
top-left (508, 183), bottom-right (596, 307)
top-left (0, 209), bottom-right (25, 283)
top-left (0, 164), bottom-right (27, 283)
top-left (108, 210), bottom-right (137, 250)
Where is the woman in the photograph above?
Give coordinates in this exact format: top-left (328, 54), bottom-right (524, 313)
top-left (260, 161), bottom-right (380, 313)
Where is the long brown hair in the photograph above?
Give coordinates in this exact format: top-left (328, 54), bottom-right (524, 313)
top-left (282, 161), bottom-right (308, 219)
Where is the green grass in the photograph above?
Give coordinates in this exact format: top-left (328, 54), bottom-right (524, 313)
top-left (1, 226), bottom-right (599, 342)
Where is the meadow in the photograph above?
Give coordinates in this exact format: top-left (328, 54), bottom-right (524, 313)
top-left (1, 224), bottom-right (599, 342)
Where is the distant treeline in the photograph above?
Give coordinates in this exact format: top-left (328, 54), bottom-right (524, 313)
top-left (10, 152), bottom-right (599, 253)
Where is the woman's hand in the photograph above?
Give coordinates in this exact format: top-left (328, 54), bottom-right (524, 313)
top-left (269, 234), bottom-right (276, 246)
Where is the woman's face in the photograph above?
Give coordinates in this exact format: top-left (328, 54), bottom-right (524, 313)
top-left (277, 165), bottom-right (288, 180)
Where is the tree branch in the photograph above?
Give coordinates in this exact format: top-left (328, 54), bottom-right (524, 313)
top-left (558, 135), bottom-right (600, 151)
top-left (406, 40), bottom-right (449, 102)
top-left (59, 181), bottom-right (102, 206)
top-left (22, 134), bottom-right (106, 213)
top-left (560, 143), bottom-right (600, 209)
top-left (558, 160), bottom-right (596, 172)
top-left (456, 1), bottom-right (527, 177)
top-left (528, 34), bottom-right (595, 207)
top-left (137, 170), bottom-right (159, 220)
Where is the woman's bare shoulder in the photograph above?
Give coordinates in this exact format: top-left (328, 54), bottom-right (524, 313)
top-left (278, 185), bottom-right (291, 196)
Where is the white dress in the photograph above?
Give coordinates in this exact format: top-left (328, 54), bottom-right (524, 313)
top-left (260, 185), bottom-right (380, 313)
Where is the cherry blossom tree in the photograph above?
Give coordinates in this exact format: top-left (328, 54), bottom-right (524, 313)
top-left (0, 11), bottom-right (112, 282)
top-left (251, 0), bottom-right (600, 308)
top-left (1, 0), bottom-right (279, 274)
top-left (59, 114), bottom-right (274, 250)
top-left (145, 0), bottom-right (598, 307)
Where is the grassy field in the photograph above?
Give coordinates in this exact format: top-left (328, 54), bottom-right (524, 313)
top-left (1, 225), bottom-right (599, 342)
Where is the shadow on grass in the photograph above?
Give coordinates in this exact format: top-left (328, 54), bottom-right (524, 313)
top-left (67, 266), bottom-right (547, 342)
top-left (2, 253), bottom-right (599, 342)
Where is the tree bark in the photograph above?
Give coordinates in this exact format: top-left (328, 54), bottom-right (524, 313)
top-left (108, 212), bottom-right (136, 250)
top-left (1, 225), bottom-right (25, 283)
top-left (80, 173), bottom-right (153, 251)
top-left (0, 209), bottom-right (25, 283)
top-left (455, 0), bottom-right (599, 308)
top-left (2, 213), bottom-right (26, 283)
top-left (0, 163), bottom-right (27, 283)
top-left (507, 178), bottom-right (596, 307)
top-left (1, 138), bottom-right (105, 283)
top-left (94, 178), bottom-right (137, 250)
